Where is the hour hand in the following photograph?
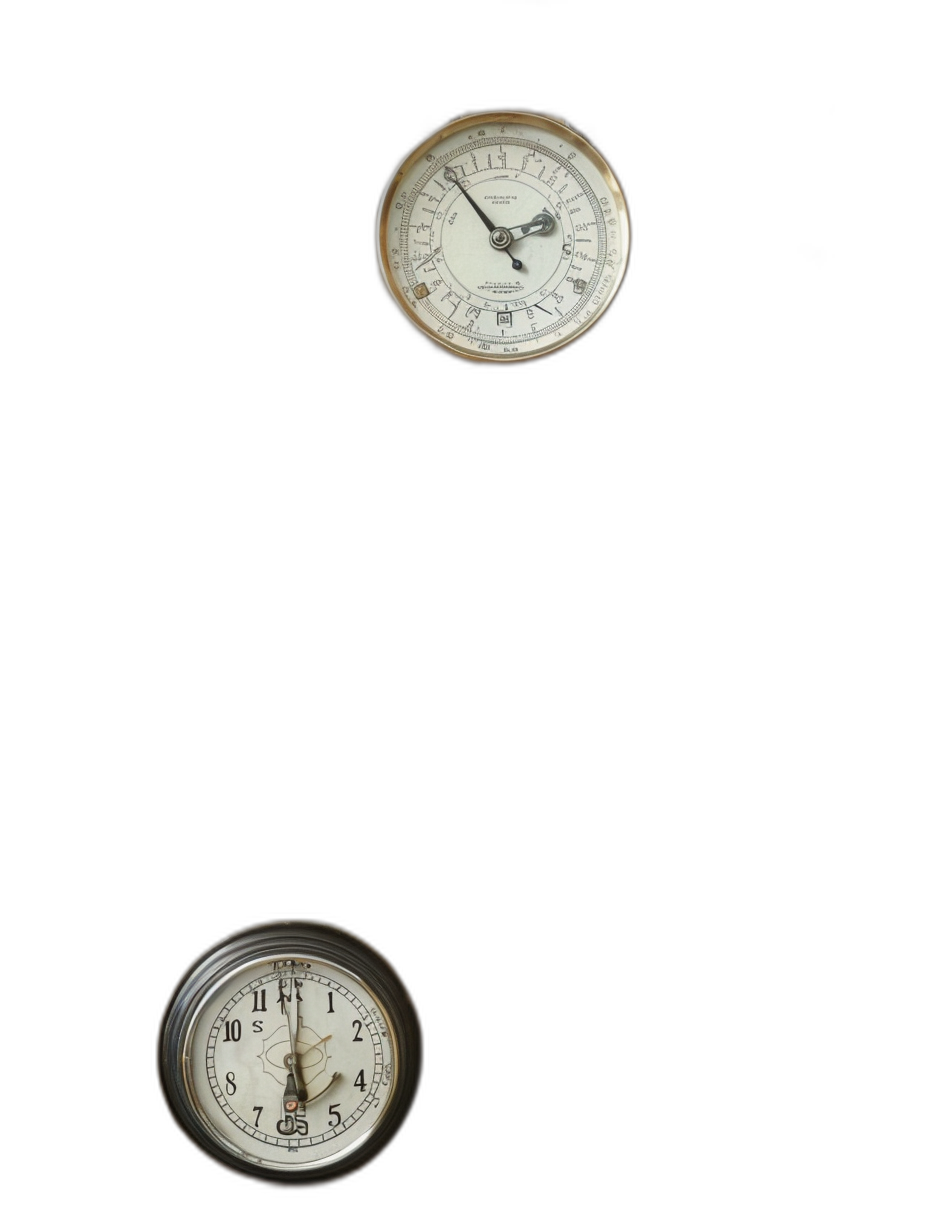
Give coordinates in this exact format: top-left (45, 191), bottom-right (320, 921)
top-left (283, 1062), bottom-right (306, 1111)
top-left (507, 212), bottom-right (556, 242)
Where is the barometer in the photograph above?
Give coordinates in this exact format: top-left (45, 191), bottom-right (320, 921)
top-left (378, 111), bottom-right (630, 360)
top-left (160, 922), bottom-right (420, 1181)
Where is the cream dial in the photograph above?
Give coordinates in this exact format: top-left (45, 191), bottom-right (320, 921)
top-left (379, 112), bottom-right (630, 360)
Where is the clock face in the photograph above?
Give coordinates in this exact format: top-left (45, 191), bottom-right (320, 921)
top-left (191, 958), bottom-right (394, 1167)
top-left (160, 923), bottom-right (420, 1180)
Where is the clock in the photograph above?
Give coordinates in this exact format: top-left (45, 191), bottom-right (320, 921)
top-left (379, 110), bottom-right (630, 360)
top-left (159, 922), bottom-right (420, 1180)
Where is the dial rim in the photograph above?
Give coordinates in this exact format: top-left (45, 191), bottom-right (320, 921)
top-left (160, 921), bottom-right (421, 1182)
top-left (377, 111), bottom-right (630, 362)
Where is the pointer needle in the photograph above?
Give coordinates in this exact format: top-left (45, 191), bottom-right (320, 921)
top-left (443, 167), bottom-right (523, 270)
top-left (283, 977), bottom-right (307, 1104)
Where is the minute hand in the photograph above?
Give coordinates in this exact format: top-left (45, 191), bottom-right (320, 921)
top-left (443, 167), bottom-right (496, 230)
top-left (443, 168), bottom-right (522, 270)
top-left (282, 978), bottom-right (306, 1102)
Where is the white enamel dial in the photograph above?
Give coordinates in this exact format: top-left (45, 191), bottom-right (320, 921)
top-left (161, 924), bottom-right (420, 1180)
top-left (379, 112), bottom-right (630, 360)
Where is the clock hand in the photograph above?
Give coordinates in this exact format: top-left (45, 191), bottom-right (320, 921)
top-left (285, 1038), bottom-right (336, 1110)
top-left (443, 166), bottom-right (495, 228)
top-left (302, 1032), bottom-right (333, 1055)
top-left (303, 1070), bottom-right (340, 1104)
top-left (282, 977), bottom-right (307, 1104)
top-left (506, 212), bottom-right (556, 242)
top-left (443, 166), bottom-right (523, 271)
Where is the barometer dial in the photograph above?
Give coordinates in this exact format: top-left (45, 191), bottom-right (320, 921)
top-left (160, 923), bottom-right (420, 1181)
top-left (379, 111), bottom-right (630, 360)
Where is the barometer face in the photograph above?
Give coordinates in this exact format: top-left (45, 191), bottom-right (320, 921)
top-left (378, 111), bottom-right (630, 361)
top-left (160, 922), bottom-right (420, 1181)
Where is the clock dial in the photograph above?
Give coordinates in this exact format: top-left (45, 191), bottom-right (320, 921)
top-left (160, 923), bottom-right (420, 1180)
top-left (379, 112), bottom-right (630, 360)
top-left (194, 961), bottom-right (392, 1164)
